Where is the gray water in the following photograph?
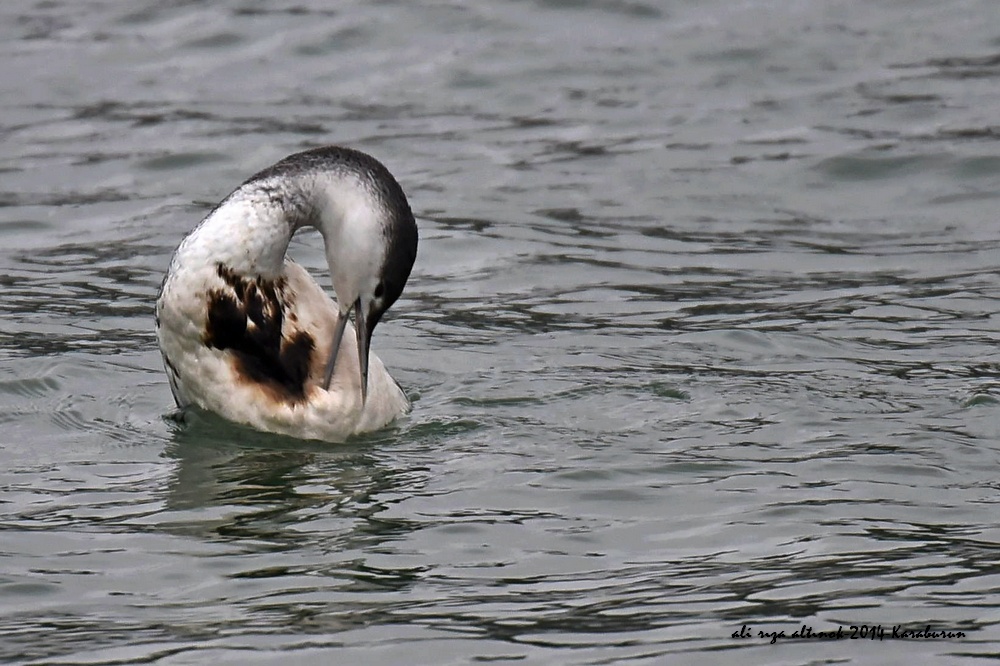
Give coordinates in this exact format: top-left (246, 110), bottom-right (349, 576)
top-left (2, 1), bottom-right (999, 664)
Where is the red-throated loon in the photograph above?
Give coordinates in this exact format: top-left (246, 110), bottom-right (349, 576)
top-left (155, 146), bottom-right (418, 442)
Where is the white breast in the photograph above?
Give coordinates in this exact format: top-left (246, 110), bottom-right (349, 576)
top-left (156, 259), bottom-right (410, 442)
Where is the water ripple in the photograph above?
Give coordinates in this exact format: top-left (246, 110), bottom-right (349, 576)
top-left (2, 0), bottom-right (1000, 664)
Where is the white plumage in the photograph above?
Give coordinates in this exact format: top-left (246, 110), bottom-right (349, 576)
top-left (155, 146), bottom-right (418, 442)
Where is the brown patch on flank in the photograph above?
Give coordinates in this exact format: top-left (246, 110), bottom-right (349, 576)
top-left (203, 263), bottom-right (314, 403)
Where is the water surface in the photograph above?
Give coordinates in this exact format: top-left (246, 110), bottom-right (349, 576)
top-left (2, 1), bottom-right (1000, 664)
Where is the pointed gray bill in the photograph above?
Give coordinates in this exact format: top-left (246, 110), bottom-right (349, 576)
top-left (322, 310), bottom-right (350, 390)
top-left (354, 298), bottom-right (371, 404)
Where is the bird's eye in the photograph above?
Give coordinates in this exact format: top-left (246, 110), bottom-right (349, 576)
top-left (374, 281), bottom-right (385, 299)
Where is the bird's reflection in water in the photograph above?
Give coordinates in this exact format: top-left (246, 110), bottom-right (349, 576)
top-left (155, 412), bottom-right (433, 636)
top-left (159, 409), bottom-right (420, 555)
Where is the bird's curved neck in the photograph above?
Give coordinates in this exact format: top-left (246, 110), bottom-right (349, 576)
top-left (181, 172), bottom-right (363, 280)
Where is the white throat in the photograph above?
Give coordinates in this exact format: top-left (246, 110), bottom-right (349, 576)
top-left (311, 173), bottom-right (386, 314)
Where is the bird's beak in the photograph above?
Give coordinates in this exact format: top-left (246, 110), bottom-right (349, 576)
top-left (321, 310), bottom-right (350, 391)
top-left (354, 298), bottom-right (371, 404)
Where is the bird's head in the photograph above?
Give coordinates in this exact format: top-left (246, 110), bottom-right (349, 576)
top-left (315, 153), bottom-right (417, 403)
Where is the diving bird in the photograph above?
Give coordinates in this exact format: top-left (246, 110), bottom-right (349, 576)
top-left (155, 146), bottom-right (418, 442)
